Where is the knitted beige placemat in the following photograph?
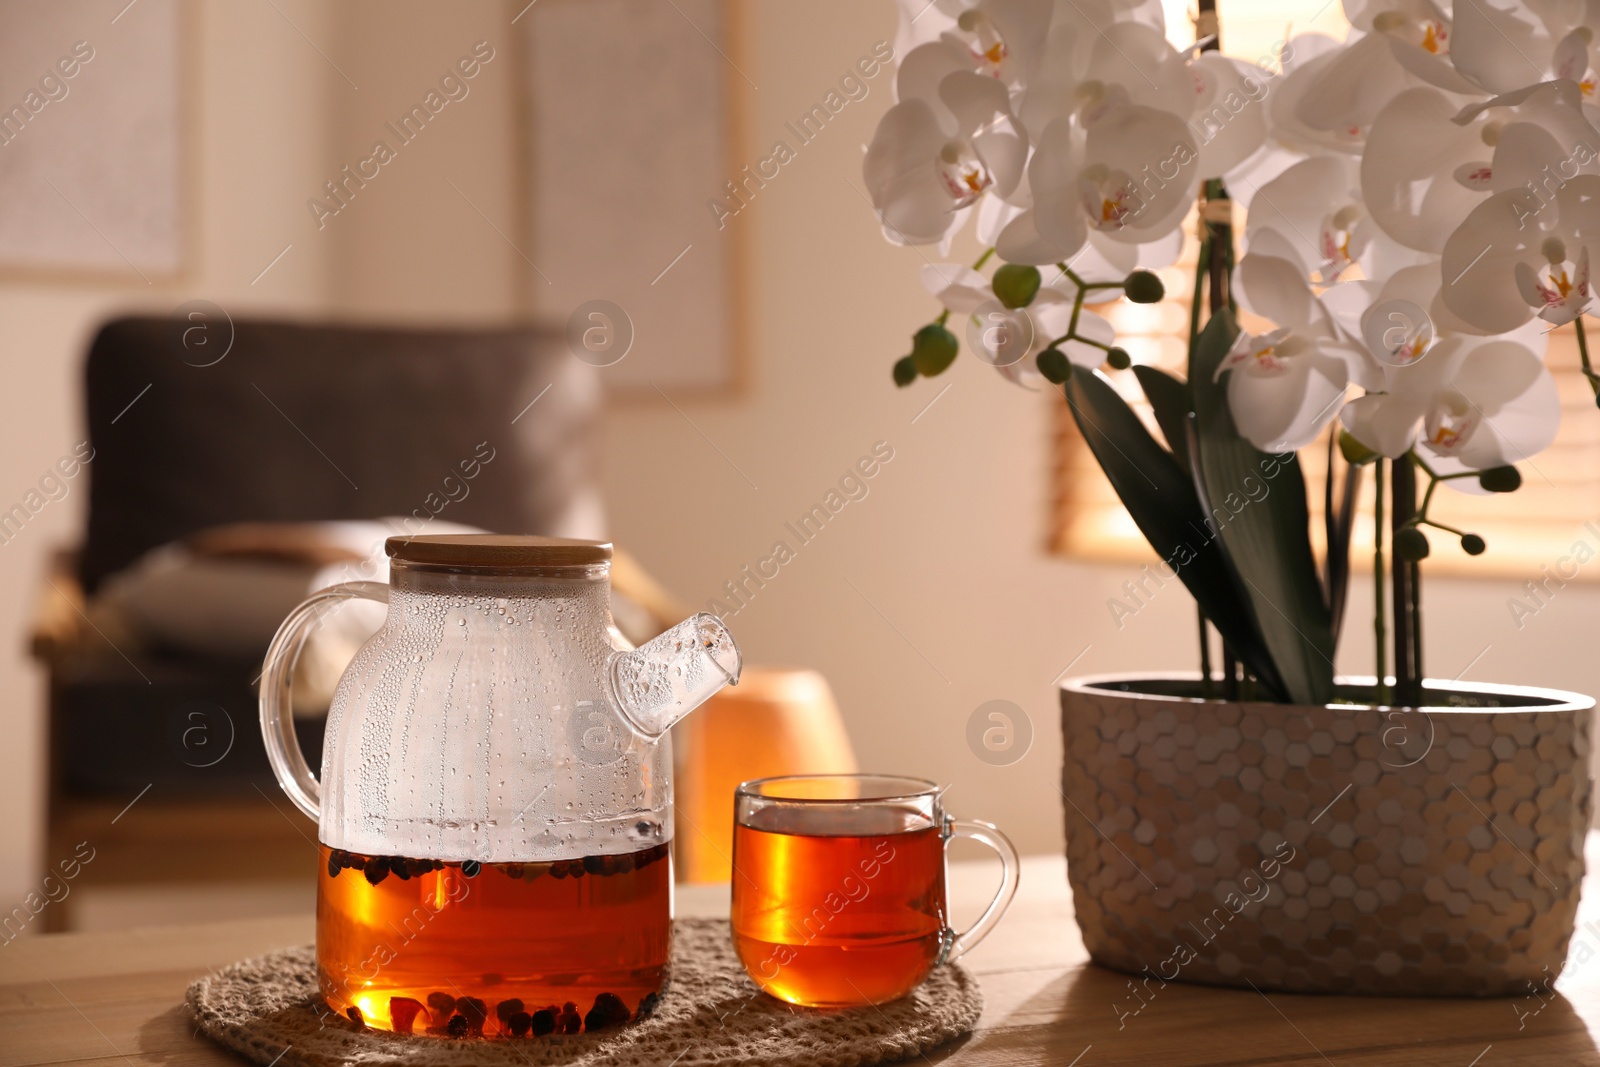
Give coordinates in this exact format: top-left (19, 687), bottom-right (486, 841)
top-left (186, 918), bottom-right (982, 1067)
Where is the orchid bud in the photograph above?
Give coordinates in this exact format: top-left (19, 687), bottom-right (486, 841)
top-left (1106, 347), bottom-right (1132, 370)
top-left (992, 264), bottom-right (1042, 309)
top-left (1461, 534), bottom-right (1487, 556)
top-left (911, 323), bottom-right (959, 376)
top-left (1395, 527), bottom-right (1431, 561)
top-left (1035, 348), bottom-right (1071, 383)
top-left (1477, 465), bottom-right (1521, 492)
top-left (1542, 237), bottom-right (1568, 265)
top-left (1481, 121), bottom-right (1504, 147)
top-left (1124, 270), bottom-right (1165, 303)
top-left (892, 355), bottom-right (918, 387)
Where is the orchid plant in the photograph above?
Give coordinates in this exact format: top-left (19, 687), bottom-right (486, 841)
top-left (867, 0), bottom-right (1600, 707)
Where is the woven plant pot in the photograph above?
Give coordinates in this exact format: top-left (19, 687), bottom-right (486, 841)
top-left (1060, 673), bottom-right (1594, 996)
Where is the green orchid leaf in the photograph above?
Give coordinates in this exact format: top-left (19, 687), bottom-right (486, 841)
top-left (1190, 309), bottom-right (1335, 706)
top-left (1325, 434), bottom-right (1363, 645)
top-left (1131, 364), bottom-right (1193, 472)
top-left (1064, 368), bottom-right (1286, 700)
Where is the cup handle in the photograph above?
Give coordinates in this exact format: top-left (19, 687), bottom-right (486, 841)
top-left (259, 581), bottom-right (389, 821)
top-left (940, 816), bottom-right (1020, 965)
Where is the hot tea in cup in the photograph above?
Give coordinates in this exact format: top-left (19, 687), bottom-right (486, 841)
top-left (730, 774), bottom-right (1018, 1008)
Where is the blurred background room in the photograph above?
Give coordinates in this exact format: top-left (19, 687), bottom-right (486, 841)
top-left (2, 0), bottom-right (1598, 938)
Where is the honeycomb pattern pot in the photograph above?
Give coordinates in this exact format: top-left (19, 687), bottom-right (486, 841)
top-left (1060, 673), bottom-right (1594, 996)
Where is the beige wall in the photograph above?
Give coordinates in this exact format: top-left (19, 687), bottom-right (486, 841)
top-left (2, 0), bottom-right (1598, 914)
top-left (0, 0), bottom-right (343, 908)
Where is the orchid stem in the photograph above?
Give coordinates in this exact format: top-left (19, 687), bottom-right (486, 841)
top-left (974, 247), bottom-right (996, 270)
top-left (1044, 264), bottom-right (1129, 352)
top-left (1415, 462), bottom-right (1439, 522)
top-left (1374, 457), bottom-right (1390, 707)
top-left (1576, 316), bottom-right (1600, 397)
top-left (1190, 236), bottom-right (1210, 355)
top-left (1066, 288), bottom-right (1084, 340)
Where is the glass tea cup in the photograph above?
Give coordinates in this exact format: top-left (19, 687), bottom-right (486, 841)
top-left (730, 774), bottom-right (1019, 1008)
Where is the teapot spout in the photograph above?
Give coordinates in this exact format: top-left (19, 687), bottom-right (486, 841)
top-left (611, 612), bottom-right (743, 740)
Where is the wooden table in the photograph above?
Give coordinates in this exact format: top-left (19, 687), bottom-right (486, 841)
top-left (3, 851), bottom-right (1598, 1065)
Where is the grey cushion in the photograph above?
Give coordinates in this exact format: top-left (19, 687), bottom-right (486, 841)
top-left (80, 316), bottom-right (600, 591)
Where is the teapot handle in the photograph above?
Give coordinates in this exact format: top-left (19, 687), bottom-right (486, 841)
top-left (259, 582), bottom-right (389, 821)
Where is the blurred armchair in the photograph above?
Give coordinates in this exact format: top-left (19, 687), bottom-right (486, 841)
top-left (30, 314), bottom-right (601, 928)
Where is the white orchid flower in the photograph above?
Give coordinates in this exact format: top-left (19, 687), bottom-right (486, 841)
top-left (1440, 173), bottom-right (1600, 333)
top-left (1266, 33), bottom-right (1370, 156)
top-left (920, 262), bottom-right (1114, 386)
top-left (1246, 154), bottom-right (1430, 283)
top-left (1339, 333), bottom-right (1560, 470)
top-left (1514, 239), bottom-right (1592, 324)
top-left (1190, 52), bottom-right (1273, 181)
top-left (1361, 79), bottom-right (1600, 259)
top-left (1216, 253), bottom-right (1363, 451)
top-left (1266, 24), bottom-right (1455, 154)
top-left (1327, 256), bottom-right (1559, 467)
top-left (894, 0), bottom-right (1053, 104)
top-left (993, 101), bottom-right (1199, 266)
top-left (863, 35), bottom-right (1031, 247)
top-left (1449, 0), bottom-right (1598, 96)
top-left (1013, 8), bottom-right (1186, 134)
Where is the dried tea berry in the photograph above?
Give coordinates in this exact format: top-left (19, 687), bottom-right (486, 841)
top-left (446, 1014), bottom-right (469, 1038)
top-left (389, 997), bottom-right (425, 1035)
top-left (461, 860), bottom-right (482, 878)
top-left (390, 857), bottom-right (412, 881)
top-left (549, 861), bottom-right (569, 879)
top-left (345, 1006), bottom-right (366, 1029)
top-left (636, 992), bottom-right (660, 1018)
top-left (457, 996), bottom-right (488, 1035)
top-left (614, 852), bottom-right (636, 874)
top-left (584, 992), bottom-right (630, 1032)
top-left (507, 1011), bottom-right (532, 1037)
top-left (327, 854), bottom-right (341, 878)
top-left (362, 857), bottom-right (390, 886)
top-left (582, 854), bottom-right (611, 876)
top-left (496, 998), bottom-right (524, 1024)
top-left (427, 992), bottom-right (457, 1018)
top-left (504, 863), bottom-right (524, 878)
top-left (556, 1005), bottom-right (582, 1034)
top-left (529, 1008), bottom-right (556, 1036)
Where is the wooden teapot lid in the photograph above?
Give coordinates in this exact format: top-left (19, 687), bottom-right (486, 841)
top-left (385, 534), bottom-right (612, 568)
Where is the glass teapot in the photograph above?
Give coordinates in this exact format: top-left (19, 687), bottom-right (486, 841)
top-left (259, 535), bottom-right (742, 1038)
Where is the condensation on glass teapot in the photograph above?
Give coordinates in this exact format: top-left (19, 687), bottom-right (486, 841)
top-left (260, 535), bottom-right (741, 1035)
top-left (260, 535), bottom-right (743, 863)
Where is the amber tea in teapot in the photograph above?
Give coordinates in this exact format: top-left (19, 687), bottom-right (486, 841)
top-left (317, 844), bottom-right (670, 1035)
top-left (261, 536), bottom-right (742, 1036)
